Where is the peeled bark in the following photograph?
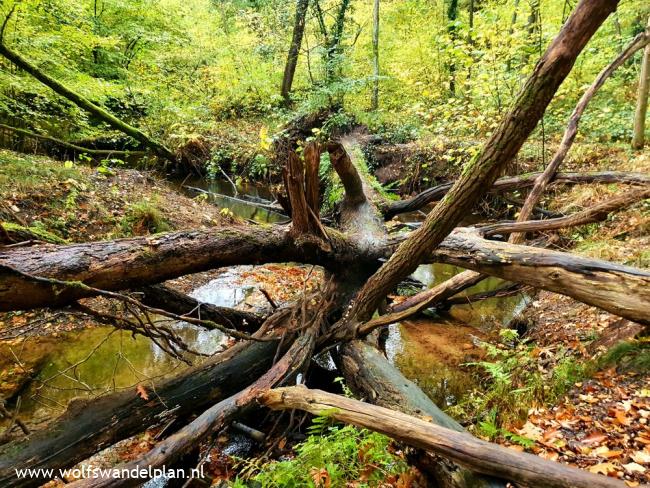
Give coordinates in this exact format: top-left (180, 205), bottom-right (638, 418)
top-left (432, 229), bottom-right (650, 326)
top-left (0, 43), bottom-right (175, 162)
top-left (260, 386), bottom-right (626, 488)
top-left (511, 30), bottom-right (650, 243)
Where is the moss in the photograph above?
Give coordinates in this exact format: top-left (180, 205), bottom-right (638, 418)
top-left (118, 199), bottom-right (171, 237)
top-left (1, 221), bottom-right (67, 244)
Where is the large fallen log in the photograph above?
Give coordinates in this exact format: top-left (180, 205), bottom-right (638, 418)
top-left (432, 229), bottom-right (650, 326)
top-left (0, 335), bottom-right (281, 488)
top-left (338, 341), bottom-right (506, 488)
top-left (0, 225), bottom-right (380, 311)
top-left (382, 171), bottom-right (650, 220)
top-left (260, 386), bottom-right (627, 488)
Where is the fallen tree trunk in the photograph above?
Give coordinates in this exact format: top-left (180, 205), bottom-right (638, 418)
top-left (432, 229), bottom-right (650, 326)
top-left (338, 341), bottom-right (506, 488)
top-left (0, 336), bottom-right (281, 488)
top-left (0, 225), bottom-right (377, 311)
top-left (382, 171), bottom-right (650, 220)
top-left (0, 42), bottom-right (175, 162)
top-left (480, 186), bottom-right (650, 238)
top-left (138, 284), bottom-right (264, 333)
top-left (260, 386), bottom-right (627, 488)
top-left (0, 124), bottom-right (148, 159)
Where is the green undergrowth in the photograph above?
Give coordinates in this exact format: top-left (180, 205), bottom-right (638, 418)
top-left (598, 339), bottom-right (650, 373)
top-left (449, 329), bottom-right (592, 442)
top-left (0, 150), bottom-right (84, 197)
top-left (118, 199), bottom-right (170, 237)
top-left (230, 412), bottom-right (408, 488)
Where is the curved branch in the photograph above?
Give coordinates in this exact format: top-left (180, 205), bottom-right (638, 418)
top-left (510, 30), bottom-right (650, 243)
top-left (260, 386), bottom-right (627, 488)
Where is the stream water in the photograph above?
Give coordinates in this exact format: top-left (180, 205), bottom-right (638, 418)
top-left (1, 179), bottom-right (530, 429)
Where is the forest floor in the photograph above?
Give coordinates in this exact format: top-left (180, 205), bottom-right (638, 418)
top-left (0, 141), bottom-right (648, 486)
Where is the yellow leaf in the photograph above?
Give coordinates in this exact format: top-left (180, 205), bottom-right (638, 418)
top-left (588, 462), bottom-right (617, 475)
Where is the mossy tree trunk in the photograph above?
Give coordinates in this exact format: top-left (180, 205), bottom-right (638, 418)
top-left (0, 43), bottom-right (176, 162)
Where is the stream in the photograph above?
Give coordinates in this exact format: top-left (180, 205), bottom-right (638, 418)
top-left (0, 178), bottom-right (530, 429)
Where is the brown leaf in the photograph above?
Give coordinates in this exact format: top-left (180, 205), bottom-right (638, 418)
top-left (588, 462), bottom-right (617, 475)
top-left (582, 431), bottom-right (607, 445)
top-left (136, 384), bottom-right (149, 401)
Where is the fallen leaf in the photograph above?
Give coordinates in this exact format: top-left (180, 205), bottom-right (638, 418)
top-left (136, 384), bottom-right (149, 401)
top-left (631, 451), bottom-right (650, 465)
top-left (582, 431), bottom-right (607, 445)
top-left (589, 462), bottom-right (617, 475)
top-left (623, 462), bottom-right (646, 474)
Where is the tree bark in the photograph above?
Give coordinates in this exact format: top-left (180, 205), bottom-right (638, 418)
top-left (382, 170), bottom-right (650, 220)
top-left (347, 0), bottom-right (620, 323)
top-left (431, 229), bottom-right (650, 326)
top-left (260, 386), bottom-right (627, 488)
top-left (0, 225), bottom-right (377, 312)
top-left (0, 43), bottom-right (176, 162)
top-left (0, 338), bottom-right (280, 487)
top-left (280, 0), bottom-right (310, 102)
top-left (510, 30), bottom-right (650, 243)
top-left (632, 16), bottom-right (650, 149)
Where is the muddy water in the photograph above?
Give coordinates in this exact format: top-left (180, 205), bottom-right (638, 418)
top-left (181, 177), bottom-right (286, 223)
top-left (386, 262), bottom-right (530, 408)
top-left (1, 182), bottom-right (528, 429)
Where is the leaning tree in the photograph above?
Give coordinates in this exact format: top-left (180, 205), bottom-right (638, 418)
top-left (1, 0), bottom-right (649, 487)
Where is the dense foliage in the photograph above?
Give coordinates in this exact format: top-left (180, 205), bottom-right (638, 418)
top-left (1, 0), bottom-right (647, 152)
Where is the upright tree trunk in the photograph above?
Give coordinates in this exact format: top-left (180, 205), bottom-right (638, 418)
top-left (632, 16), bottom-right (650, 149)
top-left (371, 0), bottom-right (380, 110)
top-left (325, 0), bottom-right (351, 82)
top-left (280, 0), bottom-right (310, 102)
top-left (447, 0), bottom-right (459, 95)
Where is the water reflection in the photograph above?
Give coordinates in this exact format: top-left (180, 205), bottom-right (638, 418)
top-left (182, 177), bottom-right (286, 224)
top-left (385, 263), bottom-right (531, 408)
